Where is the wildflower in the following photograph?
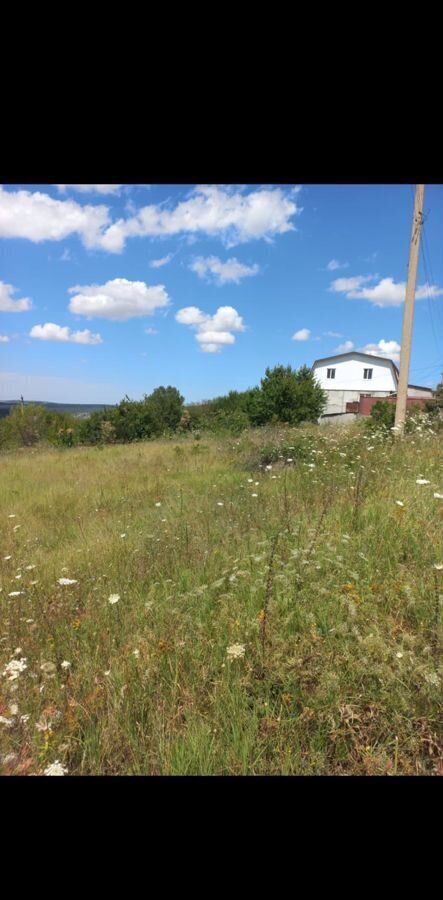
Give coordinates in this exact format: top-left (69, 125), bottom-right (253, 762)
top-left (44, 760), bottom-right (68, 776)
top-left (108, 593), bottom-right (120, 605)
top-left (145, 601), bottom-right (154, 611)
top-left (286, 458), bottom-right (293, 463)
top-left (61, 661), bottom-right (71, 669)
top-left (25, 565), bottom-right (36, 570)
top-left (71, 618), bottom-right (81, 630)
top-left (424, 672), bottom-right (440, 686)
top-left (13, 525), bottom-right (21, 532)
top-left (120, 533), bottom-right (127, 538)
top-left (416, 479), bottom-right (430, 485)
top-left (395, 501), bottom-right (404, 507)
top-left (0, 716), bottom-right (15, 727)
top-left (434, 493), bottom-right (443, 499)
top-left (226, 643), bottom-right (246, 660)
top-left (8, 515), bottom-right (16, 518)
top-left (155, 502), bottom-right (162, 507)
top-left (40, 662), bottom-right (57, 676)
top-left (8, 591), bottom-right (24, 597)
top-left (247, 479), bottom-right (254, 483)
top-left (132, 649), bottom-right (140, 658)
top-left (57, 578), bottom-right (78, 586)
top-left (2, 658), bottom-right (27, 681)
top-left (251, 493), bottom-right (258, 498)
top-left (20, 714), bottom-right (30, 723)
top-left (3, 555), bottom-right (12, 561)
top-left (14, 648), bottom-right (23, 655)
top-left (433, 564), bottom-right (443, 571)
top-left (217, 502), bottom-right (224, 507)
top-left (104, 670), bottom-right (111, 676)
top-left (9, 703), bottom-right (18, 715)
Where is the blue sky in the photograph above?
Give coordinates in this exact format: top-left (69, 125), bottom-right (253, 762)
top-left (1, 183), bottom-right (442, 403)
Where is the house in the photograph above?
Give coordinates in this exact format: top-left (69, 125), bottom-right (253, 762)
top-left (311, 351), bottom-right (433, 421)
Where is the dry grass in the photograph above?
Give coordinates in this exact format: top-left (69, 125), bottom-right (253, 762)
top-left (0, 422), bottom-right (442, 775)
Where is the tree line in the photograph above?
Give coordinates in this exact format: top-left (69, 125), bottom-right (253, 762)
top-left (0, 364), bottom-right (327, 449)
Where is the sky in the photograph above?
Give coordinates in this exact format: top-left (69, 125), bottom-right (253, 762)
top-left (1, 182), bottom-right (443, 404)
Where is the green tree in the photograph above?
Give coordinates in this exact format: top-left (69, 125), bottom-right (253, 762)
top-left (259, 364), bottom-right (326, 424)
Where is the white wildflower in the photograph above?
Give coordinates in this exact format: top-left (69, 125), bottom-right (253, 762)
top-left (396, 652), bottom-right (403, 659)
top-left (247, 479), bottom-right (254, 483)
top-left (61, 660), bottom-right (71, 669)
top-left (3, 658), bottom-right (27, 681)
top-left (0, 715), bottom-right (15, 728)
top-left (433, 493), bottom-right (443, 499)
top-left (44, 760), bottom-right (68, 776)
top-left (3, 555), bottom-right (12, 561)
top-left (13, 525), bottom-right (21, 532)
top-left (226, 643), bottom-right (246, 660)
top-left (108, 593), bottom-right (120, 605)
top-left (395, 501), bottom-right (404, 507)
top-left (217, 502), bottom-right (224, 507)
top-left (9, 703), bottom-right (18, 715)
top-left (8, 515), bottom-right (16, 518)
top-left (132, 649), bottom-right (140, 658)
top-left (251, 493), bottom-right (258, 498)
top-left (424, 672), bottom-right (440, 686)
top-left (155, 502), bottom-right (162, 507)
top-left (120, 533), bottom-right (127, 538)
top-left (57, 578), bottom-right (78, 586)
top-left (25, 564), bottom-right (36, 570)
top-left (14, 647), bottom-right (23, 655)
top-left (8, 591), bottom-right (24, 597)
top-left (433, 564), bottom-right (443, 571)
top-left (416, 479), bottom-right (430, 485)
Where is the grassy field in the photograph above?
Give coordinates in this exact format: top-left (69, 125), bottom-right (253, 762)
top-left (0, 422), bottom-right (442, 775)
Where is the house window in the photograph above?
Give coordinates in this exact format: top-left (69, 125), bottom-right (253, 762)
top-left (327, 368), bottom-right (336, 379)
top-left (363, 368), bottom-right (373, 380)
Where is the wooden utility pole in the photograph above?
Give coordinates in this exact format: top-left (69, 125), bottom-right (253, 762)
top-left (394, 184), bottom-right (425, 435)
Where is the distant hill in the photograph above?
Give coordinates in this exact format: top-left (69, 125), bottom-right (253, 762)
top-left (0, 401), bottom-right (114, 419)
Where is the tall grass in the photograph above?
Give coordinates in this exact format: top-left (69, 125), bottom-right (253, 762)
top-left (0, 422), bottom-right (442, 775)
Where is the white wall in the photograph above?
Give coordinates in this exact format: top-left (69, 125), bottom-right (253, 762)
top-left (313, 355), bottom-right (397, 392)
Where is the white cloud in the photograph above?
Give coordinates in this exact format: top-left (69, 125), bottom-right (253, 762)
top-left (0, 370), bottom-right (118, 403)
top-left (0, 184), bottom-right (300, 254)
top-left (29, 323), bottom-right (103, 345)
top-left (0, 281), bottom-right (32, 313)
top-left (175, 304), bottom-right (245, 353)
top-left (54, 185), bottom-right (123, 194)
top-left (359, 339), bottom-right (401, 362)
top-left (99, 184), bottom-right (301, 252)
top-left (144, 327), bottom-right (158, 335)
top-left (189, 255), bottom-right (259, 285)
top-left (326, 259), bottom-right (349, 271)
top-left (0, 186), bottom-right (110, 249)
top-left (292, 328), bottom-right (311, 341)
top-left (68, 278), bottom-right (170, 321)
top-left (335, 340), bottom-right (354, 353)
top-left (324, 331), bottom-right (343, 338)
top-left (60, 248), bottom-right (72, 262)
top-left (330, 274), bottom-right (443, 308)
top-left (149, 254), bottom-right (173, 268)
top-left (0, 335), bottom-right (10, 342)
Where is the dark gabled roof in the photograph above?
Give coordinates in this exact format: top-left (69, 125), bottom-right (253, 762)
top-left (311, 351), bottom-right (400, 382)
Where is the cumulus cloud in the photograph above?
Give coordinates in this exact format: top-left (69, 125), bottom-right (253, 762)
top-left (0, 186), bottom-right (110, 249)
top-left (0, 281), bottom-right (32, 313)
top-left (335, 340), bottom-right (354, 353)
top-left (326, 259), bottom-right (349, 271)
top-left (292, 328), bottom-right (311, 341)
top-left (175, 304), bottom-right (245, 353)
top-left (29, 323), bottom-right (103, 345)
top-left (149, 254), bottom-right (173, 268)
top-left (359, 339), bottom-right (401, 362)
top-left (98, 184), bottom-right (301, 252)
top-left (189, 255), bottom-right (259, 285)
top-left (330, 274), bottom-right (443, 308)
top-left (0, 184), bottom-right (300, 254)
top-left (54, 185), bottom-right (123, 194)
top-left (0, 335), bottom-right (10, 342)
top-left (68, 278), bottom-right (170, 321)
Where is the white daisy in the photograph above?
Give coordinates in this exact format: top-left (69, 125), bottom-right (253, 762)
top-left (108, 593), bottom-right (120, 605)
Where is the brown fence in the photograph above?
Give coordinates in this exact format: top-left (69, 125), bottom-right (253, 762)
top-left (346, 395), bottom-right (430, 417)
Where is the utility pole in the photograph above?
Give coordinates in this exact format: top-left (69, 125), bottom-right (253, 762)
top-left (394, 184), bottom-right (425, 435)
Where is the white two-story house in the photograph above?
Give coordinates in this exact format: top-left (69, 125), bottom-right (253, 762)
top-left (312, 351), bottom-right (433, 418)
